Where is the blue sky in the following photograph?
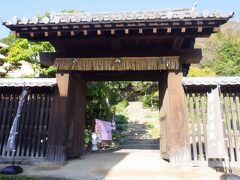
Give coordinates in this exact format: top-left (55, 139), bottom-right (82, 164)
top-left (0, 0), bottom-right (239, 39)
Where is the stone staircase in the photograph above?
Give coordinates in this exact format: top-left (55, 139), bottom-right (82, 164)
top-left (122, 121), bottom-right (160, 149)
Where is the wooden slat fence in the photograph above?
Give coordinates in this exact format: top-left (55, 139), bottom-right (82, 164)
top-left (186, 89), bottom-right (240, 166)
top-left (0, 88), bottom-right (53, 162)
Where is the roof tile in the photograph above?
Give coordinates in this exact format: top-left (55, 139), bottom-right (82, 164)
top-left (4, 7), bottom-right (234, 26)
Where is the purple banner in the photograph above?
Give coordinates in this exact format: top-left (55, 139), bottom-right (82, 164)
top-left (95, 119), bottom-right (112, 141)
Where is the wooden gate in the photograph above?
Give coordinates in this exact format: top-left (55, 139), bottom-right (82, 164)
top-left (185, 86), bottom-right (240, 166)
top-left (0, 87), bottom-right (54, 163)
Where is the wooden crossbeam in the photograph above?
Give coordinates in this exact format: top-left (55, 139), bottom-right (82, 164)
top-left (57, 31), bottom-right (61, 36)
top-left (111, 29), bottom-right (115, 35)
top-left (153, 28), bottom-right (157, 33)
top-left (40, 49), bottom-right (202, 66)
top-left (181, 28), bottom-right (186, 33)
top-left (167, 28), bottom-right (172, 33)
top-left (30, 32), bottom-right (34, 37)
top-left (198, 27), bottom-right (203, 32)
top-left (171, 38), bottom-right (184, 52)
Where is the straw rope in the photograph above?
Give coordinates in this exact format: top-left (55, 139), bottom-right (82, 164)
top-left (54, 57), bottom-right (179, 71)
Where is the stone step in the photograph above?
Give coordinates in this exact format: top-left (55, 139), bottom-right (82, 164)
top-left (125, 138), bottom-right (159, 144)
top-left (121, 143), bottom-right (160, 149)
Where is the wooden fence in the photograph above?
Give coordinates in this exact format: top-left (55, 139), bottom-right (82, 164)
top-left (0, 87), bottom-right (53, 162)
top-left (186, 87), bottom-right (240, 166)
top-left (0, 80), bottom-right (240, 166)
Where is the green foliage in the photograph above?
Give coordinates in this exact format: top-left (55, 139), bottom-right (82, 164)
top-left (32, 63), bottom-right (57, 77)
top-left (145, 122), bottom-right (159, 139)
top-left (207, 40), bottom-right (240, 76)
top-left (196, 21), bottom-right (240, 76)
top-left (37, 11), bottom-right (52, 20)
top-left (0, 33), bottom-right (16, 45)
top-left (115, 114), bottom-right (128, 124)
top-left (61, 9), bottom-right (81, 13)
top-left (187, 67), bottom-right (216, 77)
top-left (85, 82), bottom-right (127, 129)
top-left (141, 91), bottom-right (159, 109)
top-left (112, 132), bottom-right (127, 140)
top-left (0, 33), bottom-right (55, 77)
top-left (115, 100), bottom-right (129, 113)
top-left (84, 128), bottom-right (91, 146)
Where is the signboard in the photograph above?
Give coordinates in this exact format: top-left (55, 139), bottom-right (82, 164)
top-left (95, 119), bottom-right (112, 141)
top-left (206, 87), bottom-right (227, 158)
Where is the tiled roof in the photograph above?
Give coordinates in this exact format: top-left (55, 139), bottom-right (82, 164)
top-left (0, 78), bottom-right (56, 87)
top-left (183, 77), bottom-right (240, 86)
top-left (0, 77), bottom-right (239, 87)
top-left (4, 6), bottom-right (233, 26)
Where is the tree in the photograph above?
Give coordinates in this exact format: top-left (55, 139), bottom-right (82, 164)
top-left (0, 33), bottom-right (55, 77)
top-left (208, 40), bottom-right (240, 76)
top-left (187, 67), bottom-right (216, 77)
top-left (195, 21), bottom-right (240, 76)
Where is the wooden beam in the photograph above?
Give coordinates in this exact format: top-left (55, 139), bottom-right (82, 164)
top-left (181, 27), bottom-right (186, 33)
top-left (80, 71), bottom-right (163, 81)
top-left (167, 28), bottom-right (172, 33)
top-left (153, 28), bottom-right (157, 33)
top-left (171, 38), bottom-right (184, 52)
top-left (97, 30), bottom-right (101, 35)
top-left (57, 31), bottom-right (61, 36)
top-left (180, 49), bottom-right (202, 64)
top-left (111, 29), bottom-right (115, 35)
top-left (197, 27), bottom-right (203, 32)
top-left (110, 38), bottom-right (122, 52)
top-left (40, 49), bottom-right (202, 66)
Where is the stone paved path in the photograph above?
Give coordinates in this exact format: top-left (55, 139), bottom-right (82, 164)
top-left (0, 149), bottom-right (223, 180)
top-left (123, 102), bottom-right (159, 148)
top-left (0, 102), bottom-right (225, 179)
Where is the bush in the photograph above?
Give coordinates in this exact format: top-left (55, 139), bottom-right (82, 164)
top-left (115, 99), bottom-right (129, 113)
top-left (141, 91), bottom-right (159, 109)
top-left (115, 114), bottom-right (128, 124)
top-left (84, 128), bottom-right (91, 146)
top-left (112, 132), bottom-right (127, 139)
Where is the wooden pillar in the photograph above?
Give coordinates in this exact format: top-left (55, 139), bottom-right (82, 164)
top-left (46, 71), bottom-right (86, 163)
top-left (65, 72), bottom-right (86, 158)
top-left (159, 70), bottom-right (190, 166)
top-left (159, 72), bottom-right (169, 159)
